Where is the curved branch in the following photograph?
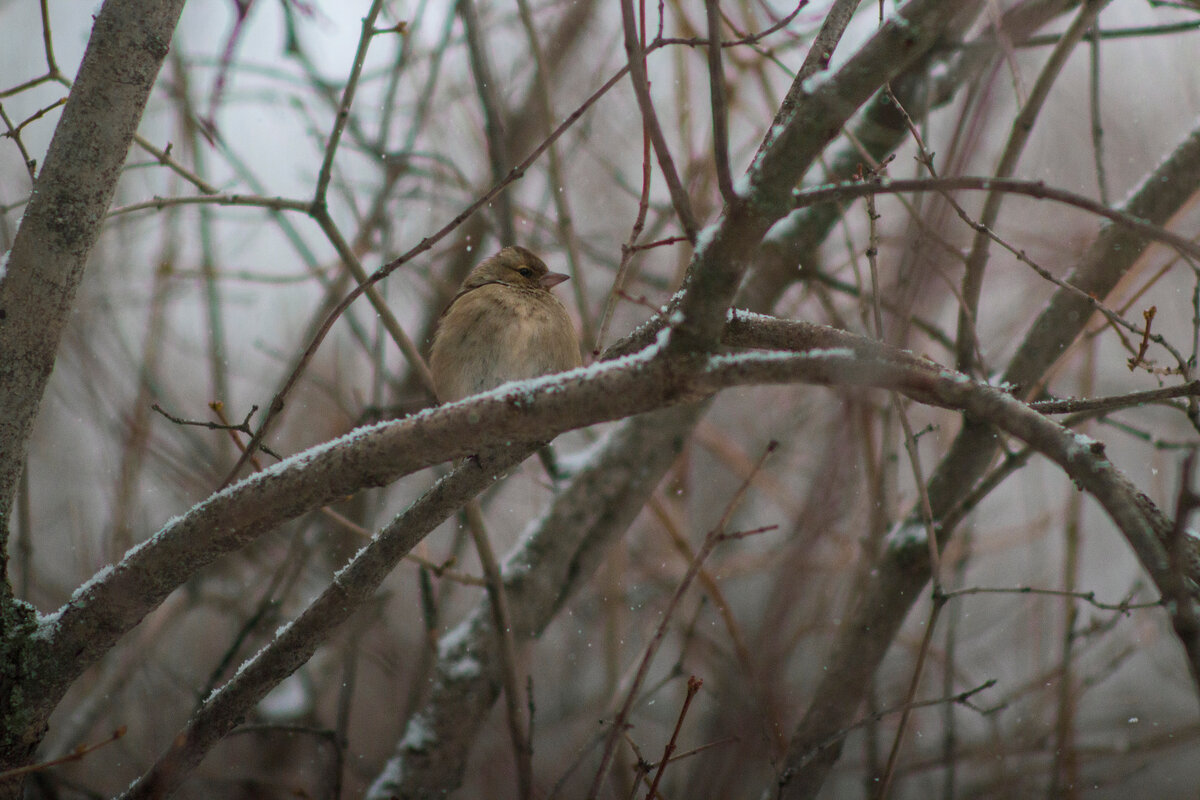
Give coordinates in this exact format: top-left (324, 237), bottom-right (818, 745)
top-left (30, 342), bottom-right (669, 715)
top-left (119, 444), bottom-right (537, 800)
top-left (793, 175), bottom-right (1200, 264)
top-left (35, 302), bottom-right (1187, 799)
top-left (367, 320), bottom-right (1192, 799)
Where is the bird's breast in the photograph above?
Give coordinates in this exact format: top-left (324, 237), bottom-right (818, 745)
top-left (430, 284), bottom-right (581, 402)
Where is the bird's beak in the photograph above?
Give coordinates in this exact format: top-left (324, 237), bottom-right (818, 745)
top-left (540, 271), bottom-right (570, 289)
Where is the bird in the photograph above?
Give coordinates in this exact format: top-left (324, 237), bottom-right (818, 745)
top-left (429, 245), bottom-right (582, 404)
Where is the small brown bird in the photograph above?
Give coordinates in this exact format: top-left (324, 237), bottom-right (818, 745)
top-left (429, 246), bottom-right (582, 403)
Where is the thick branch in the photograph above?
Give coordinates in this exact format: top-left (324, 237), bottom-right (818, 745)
top-left (0, 0), bottom-right (186, 781)
top-left (120, 446), bottom-right (536, 800)
top-left (367, 404), bottom-right (705, 798)
top-left (0, 0), bottom-right (187, 558)
top-left (22, 309), bottom-right (1188, 797)
top-left (364, 319), bottom-right (1192, 798)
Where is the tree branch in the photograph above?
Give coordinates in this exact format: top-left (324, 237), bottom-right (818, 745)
top-left (771, 86), bottom-right (1200, 800)
top-left (0, 0), bottom-right (187, 552)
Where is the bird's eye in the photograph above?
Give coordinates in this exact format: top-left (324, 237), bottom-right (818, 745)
top-left (517, 267), bottom-right (534, 278)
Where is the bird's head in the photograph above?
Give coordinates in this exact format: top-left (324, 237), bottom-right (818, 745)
top-left (463, 246), bottom-right (570, 292)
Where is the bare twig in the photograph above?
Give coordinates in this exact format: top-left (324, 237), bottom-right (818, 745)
top-left (588, 442), bottom-right (776, 798)
top-left (312, 0), bottom-right (385, 207)
top-left (619, 0), bottom-right (700, 242)
top-left (0, 727), bottom-right (126, 781)
top-left (1030, 381), bottom-right (1200, 414)
top-left (1087, 23), bottom-right (1110, 205)
top-left (955, 0), bottom-right (1112, 373)
top-left (514, 0), bottom-right (594, 348)
top-left (939, 585), bottom-right (1160, 613)
top-left (874, 596), bottom-right (945, 800)
top-left (463, 500), bottom-right (534, 800)
top-left (790, 680), bottom-right (999, 778)
top-left (793, 175), bottom-right (1200, 264)
top-left (705, 0), bottom-right (734, 204)
top-left (459, 0), bottom-right (517, 243)
top-left (596, 107), bottom-right (655, 353)
top-left (645, 675), bottom-right (703, 799)
top-left (652, 2), bottom-right (807, 50)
